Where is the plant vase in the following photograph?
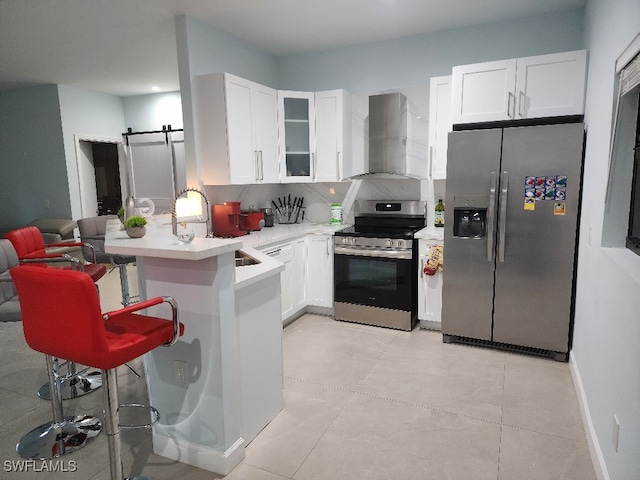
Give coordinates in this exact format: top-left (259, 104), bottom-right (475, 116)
top-left (126, 226), bottom-right (146, 238)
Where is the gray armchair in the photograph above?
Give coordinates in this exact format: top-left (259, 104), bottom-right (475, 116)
top-left (0, 239), bottom-right (21, 322)
top-left (77, 215), bottom-right (137, 306)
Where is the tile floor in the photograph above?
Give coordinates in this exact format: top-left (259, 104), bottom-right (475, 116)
top-left (0, 265), bottom-right (596, 479)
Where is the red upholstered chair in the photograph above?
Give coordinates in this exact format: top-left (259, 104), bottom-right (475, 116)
top-left (5, 226), bottom-right (107, 282)
top-left (5, 226), bottom-right (107, 401)
top-left (11, 266), bottom-right (183, 479)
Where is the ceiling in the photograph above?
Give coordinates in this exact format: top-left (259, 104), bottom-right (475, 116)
top-left (0, 0), bottom-right (586, 97)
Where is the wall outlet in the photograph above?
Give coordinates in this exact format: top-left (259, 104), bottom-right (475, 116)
top-left (612, 415), bottom-right (620, 452)
top-left (174, 360), bottom-right (189, 387)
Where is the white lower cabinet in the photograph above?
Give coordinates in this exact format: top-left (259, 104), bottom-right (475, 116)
top-left (235, 276), bottom-right (283, 443)
top-left (261, 237), bottom-right (307, 323)
top-left (418, 238), bottom-right (443, 330)
top-left (306, 234), bottom-right (334, 308)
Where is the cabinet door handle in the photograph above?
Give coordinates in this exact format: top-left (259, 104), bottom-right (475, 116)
top-left (327, 237), bottom-right (331, 256)
top-left (506, 92), bottom-right (515, 119)
top-left (420, 258), bottom-right (424, 278)
top-left (429, 146), bottom-right (434, 179)
top-left (312, 153), bottom-right (316, 180)
top-left (259, 150), bottom-right (264, 180)
top-left (518, 91), bottom-right (526, 118)
top-left (254, 151), bottom-right (260, 181)
top-left (336, 152), bottom-right (341, 180)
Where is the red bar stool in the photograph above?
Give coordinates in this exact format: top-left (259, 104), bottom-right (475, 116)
top-left (5, 226), bottom-right (107, 282)
top-left (12, 266), bottom-right (184, 480)
top-left (5, 226), bottom-right (107, 401)
top-left (77, 216), bottom-right (138, 307)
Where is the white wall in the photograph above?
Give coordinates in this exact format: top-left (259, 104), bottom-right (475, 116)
top-left (572, 1), bottom-right (640, 478)
top-left (57, 85), bottom-right (126, 221)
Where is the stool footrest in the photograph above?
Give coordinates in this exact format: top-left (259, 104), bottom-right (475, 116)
top-left (117, 403), bottom-right (160, 429)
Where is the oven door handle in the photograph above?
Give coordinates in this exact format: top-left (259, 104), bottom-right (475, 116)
top-left (334, 246), bottom-right (413, 259)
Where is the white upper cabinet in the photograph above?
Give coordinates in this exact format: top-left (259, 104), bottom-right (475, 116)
top-left (194, 73), bottom-right (279, 185)
top-left (314, 90), bottom-right (352, 182)
top-left (249, 82), bottom-right (280, 183)
top-left (278, 90), bottom-right (316, 183)
top-left (278, 89), bottom-right (352, 183)
top-left (514, 50), bottom-right (587, 119)
top-left (194, 72), bottom-right (353, 185)
top-left (428, 75), bottom-right (452, 180)
top-left (451, 59), bottom-right (517, 124)
top-left (451, 50), bottom-right (587, 125)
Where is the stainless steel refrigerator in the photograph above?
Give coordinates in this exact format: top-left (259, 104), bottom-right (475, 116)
top-left (441, 122), bottom-right (584, 361)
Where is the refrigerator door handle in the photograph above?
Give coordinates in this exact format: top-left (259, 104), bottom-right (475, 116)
top-left (498, 171), bottom-right (509, 263)
top-left (487, 171), bottom-right (497, 262)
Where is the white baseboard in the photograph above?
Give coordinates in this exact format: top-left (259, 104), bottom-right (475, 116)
top-left (569, 351), bottom-right (609, 480)
top-left (152, 432), bottom-right (245, 476)
top-left (419, 319), bottom-right (441, 331)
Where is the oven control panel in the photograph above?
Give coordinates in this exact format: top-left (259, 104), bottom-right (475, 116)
top-left (335, 236), bottom-right (412, 251)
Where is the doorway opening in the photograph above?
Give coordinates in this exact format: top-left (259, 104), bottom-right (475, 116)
top-left (92, 142), bottom-right (122, 215)
top-left (76, 136), bottom-right (129, 219)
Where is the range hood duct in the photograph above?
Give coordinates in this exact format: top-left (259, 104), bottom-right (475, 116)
top-left (364, 92), bottom-right (412, 178)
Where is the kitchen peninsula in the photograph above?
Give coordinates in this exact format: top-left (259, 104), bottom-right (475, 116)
top-left (104, 216), bottom-right (284, 475)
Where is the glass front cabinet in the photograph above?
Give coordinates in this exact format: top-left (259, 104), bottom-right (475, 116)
top-left (278, 91), bottom-right (316, 182)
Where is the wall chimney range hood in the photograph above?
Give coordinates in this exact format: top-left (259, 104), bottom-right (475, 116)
top-left (354, 92), bottom-right (416, 179)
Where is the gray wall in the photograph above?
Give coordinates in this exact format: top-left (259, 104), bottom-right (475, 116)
top-left (277, 8), bottom-right (585, 92)
top-left (0, 85), bottom-right (69, 232)
top-left (0, 85), bottom-right (126, 231)
top-left (123, 91), bottom-right (183, 132)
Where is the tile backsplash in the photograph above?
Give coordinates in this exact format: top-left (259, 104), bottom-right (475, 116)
top-left (204, 176), bottom-right (441, 226)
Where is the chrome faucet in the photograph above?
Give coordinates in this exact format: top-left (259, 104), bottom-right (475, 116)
top-left (172, 188), bottom-right (214, 238)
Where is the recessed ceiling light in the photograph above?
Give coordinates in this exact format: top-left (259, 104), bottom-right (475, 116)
top-left (151, 86), bottom-right (160, 92)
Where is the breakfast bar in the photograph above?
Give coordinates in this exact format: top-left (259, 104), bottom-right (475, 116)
top-left (104, 216), bottom-right (284, 475)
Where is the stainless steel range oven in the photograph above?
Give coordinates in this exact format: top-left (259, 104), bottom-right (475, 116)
top-left (333, 200), bottom-right (426, 331)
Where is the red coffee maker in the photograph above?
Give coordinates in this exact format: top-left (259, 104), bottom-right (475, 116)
top-left (213, 201), bottom-right (246, 237)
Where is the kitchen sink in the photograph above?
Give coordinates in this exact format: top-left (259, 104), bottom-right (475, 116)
top-left (235, 250), bottom-right (261, 267)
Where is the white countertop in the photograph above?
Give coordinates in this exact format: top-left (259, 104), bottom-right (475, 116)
top-left (105, 215), bottom-right (242, 261)
top-left (241, 222), bottom-right (350, 249)
top-left (106, 216), bottom-right (349, 290)
top-left (234, 222), bottom-right (350, 290)
top-left (414, 226), bottom-right (445, 241)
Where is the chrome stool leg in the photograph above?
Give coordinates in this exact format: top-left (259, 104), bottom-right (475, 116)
top-left (117, 263), bottom-right (131, 306)
top-left (38, 358), bottom-right (102, 401)
top-left (16, 355), bottom-right (102, 459)
top-left (102, 368), bottom-right (156, 480)
top-left (117, 263), bottom-right (143, 380)
top-left (116, 263), bottom-right (138, 307)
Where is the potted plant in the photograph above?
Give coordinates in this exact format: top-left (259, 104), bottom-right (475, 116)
top-left (125, 216), bottom-right (147, 238)
top-left (116, 207), bottom-right (125, 224)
